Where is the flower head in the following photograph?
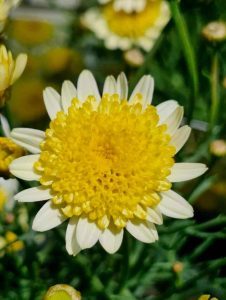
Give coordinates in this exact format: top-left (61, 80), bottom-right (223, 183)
top-left (0, 45), bottom-right (27, 106)
top-left (10, 70), bottom-right (207, 255)
top-left (82, 0), bottom-right (170, 51)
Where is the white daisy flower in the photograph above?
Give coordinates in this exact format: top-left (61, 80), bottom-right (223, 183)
top-left (10, 70), bottom-right (207, 255)
top-left (82, 0), bottom-right (170, 51)
top-left (98, 0), bottom-right (147, 13)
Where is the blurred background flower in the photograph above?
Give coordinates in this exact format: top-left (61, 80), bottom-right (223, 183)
top-left (82, 0), bottom-right (170, 51)
top-left (0, 0), bottom-right (20, 33)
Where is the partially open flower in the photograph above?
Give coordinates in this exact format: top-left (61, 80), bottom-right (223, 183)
top-left (0, 0), bottom-right (20, 33)
top-left (0, 45), bottom-right (27, 107)
top-left (82, 0), bottom-right (170, 51)
top-left (10, 70), bottom-right (207, 256)
top-left (202, 21), bottom-right (226, 42)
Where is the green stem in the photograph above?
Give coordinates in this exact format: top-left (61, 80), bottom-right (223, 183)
top-left (118, 233), bottom-right (130, 293)
top-left (193, 214), bottom-right (226, 230)
top-left (188, 237), bottom-right (214, 260)
top-left (210, 53), bottom-right (219, 131)
top-left (170, 0), bottom-right (199, 122)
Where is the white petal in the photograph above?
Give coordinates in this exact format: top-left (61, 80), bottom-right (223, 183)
top-left (11, 54), bottom-right (27, 84)
top-left (103, 75), bottom-right (117, 95)
top-left (11, 128), bottom-right (45, 154)
top-left (126, 220), bottom-right (157, 243)
top-left (0, 114), bottom-right (10, 137)
top-left (9, 155), bottom-right (40, 181)
top-left (77, 70), bottom-right (100, 102)
top-left (170, 125), bottom-right (191, 153)
top-left (76, 218), bottom-right (101, 249)
top-left (117, 73), bottom-right (128, 100)
top-left (32, 200), bottom-right (66, 232)
top-left (66, 217), bottom-right (81, 256)
top-left (43, 87), bottom-right (61, 120)
top-left (146, 207), bottom-right (163, 225)
top-left (158, 190), bottom-right (193, 219)
top-left (61, 80), bottom-right (77, 113)
top-left (156, 100), bottom-right (179, 124)
top-left (99, 227), bottom-right (123, 254)
top-left (129, 75), bottom-right (154, 108)
top-left (168, 163), bottom-right (208, 182)
top-left (14, 186), bottom-right (52, 202)
top-left (164, 106), bottom-right (184, 136)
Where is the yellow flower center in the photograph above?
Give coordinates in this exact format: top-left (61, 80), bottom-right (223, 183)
top-left (0, 137), bottom-right (25, 174)
top-left (103, 0), bottom-right (161, 38)
top-left (0, 188), bottom-right (7, 211)
top-left (35, 94), bottom-right (175, 229)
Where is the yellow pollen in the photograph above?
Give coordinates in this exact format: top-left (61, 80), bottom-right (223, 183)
top-left (103, 0), bottom-right (162, 38)
top-left (0, 137), bottom-right (25, 174)
top-left (35, 94), bottom-right (176, 229)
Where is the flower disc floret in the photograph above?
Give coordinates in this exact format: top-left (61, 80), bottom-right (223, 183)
top-left (35, 94), bottom-right (175, 229)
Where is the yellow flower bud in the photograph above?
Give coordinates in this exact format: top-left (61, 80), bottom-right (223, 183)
top-left (44, 284), bottom-right (81, 300)
top-left (0, 44), bottom-right (27, 107)
top-left (210, 139), bottom-right (226, 157)
top-left (202, 21), bottom-right (226, 42)
top-left (5, 231), bottom-right (24, 252)
top-left (172, 261), bottom-right (183, 273)
top-left (123, 48), bottom-right (145, 67)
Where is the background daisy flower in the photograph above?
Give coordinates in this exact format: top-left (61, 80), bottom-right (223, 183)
top-left (10, 70), bottom-right (207, 255)
top-left (82, 0), bottom-right (170, 51)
